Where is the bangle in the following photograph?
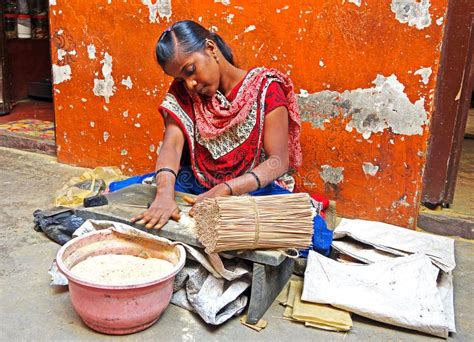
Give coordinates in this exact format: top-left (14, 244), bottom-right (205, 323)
top-left (248, 171), bottom-right (261, 190)
top-left (154, 167), bottom-right (177, 179)
top-left (222, 182), bottom-right (233, 195)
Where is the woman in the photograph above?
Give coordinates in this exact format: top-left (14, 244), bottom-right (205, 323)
top-left (130, 20), bottom-right (331, 255)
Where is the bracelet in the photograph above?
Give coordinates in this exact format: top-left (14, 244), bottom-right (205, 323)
top-left (154, 167), bottom-right (177, 179)
top-left (248, 171), bottom-right (261, 190)
top-left (222, 182), bottom-right (233, 195)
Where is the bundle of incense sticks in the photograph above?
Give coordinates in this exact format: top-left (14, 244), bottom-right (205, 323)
top-left (193, 193), bottom-right (314, 254)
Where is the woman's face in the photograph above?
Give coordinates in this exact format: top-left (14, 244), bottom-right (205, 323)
top-left (162, 44), bottom-right (220, 97)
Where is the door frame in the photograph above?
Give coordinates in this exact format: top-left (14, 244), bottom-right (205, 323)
top-left (421, 0), bottom-right (474, 206)
top-left (0, 3), bottom-right (12, 115)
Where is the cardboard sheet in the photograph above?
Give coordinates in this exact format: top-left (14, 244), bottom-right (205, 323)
top-left (279, 279), bottom-right (352, 332)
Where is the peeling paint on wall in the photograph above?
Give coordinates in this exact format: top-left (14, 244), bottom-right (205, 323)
top-left (224, 13), bottom-right (234, 24)
top-left (391, 0), bottom-right (432, 30)
top-left (52, 64), bottom-right (72, 84)
top-left (392, 195), bottom-right (410, 208)
top-left (93, 52), bottom-right (115, 103)
top-left (50, 0), bottom-right (57, 6)
top-left (299, 74), bottom-right (428, 139)
top-left (121, 76), bottom-right (133, 89)
top-left (320, 165), bottom-right (344, 184)
top-left (214, 0), bottom-right (231, 5)
top-left (141, 0), bottom-right (172, 23)
top-left (299, 89), bottom-right (309, 97)
top-left (57, 49), bottom-right (67, 61)
top-left (276, 5), bottom-right (290, 13)
top-left (347, 0), bottom-right (362, 7)
top-left (244, 25), bottom-right (256, 33)
top-left (436, 16), bottom-right (444, 25)
top-left (414, 66), bottom-right (432, 84)
top-left (87, 44), bottom-right (96, 59)
top-left (347, 74), bottom-right (428, 137)
top-left (362, 162), bottom-right (379, 176)
top-left (103, 131), bottom-right (110, 142)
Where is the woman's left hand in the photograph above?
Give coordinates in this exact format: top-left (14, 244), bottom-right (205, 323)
top-left (188, 183), bottom-right (232, 216)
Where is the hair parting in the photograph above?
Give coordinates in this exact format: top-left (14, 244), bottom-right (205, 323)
top-left (156, 20), bottom-right (234, 68)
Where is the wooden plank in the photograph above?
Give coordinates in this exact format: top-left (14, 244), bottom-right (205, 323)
top-left (418, 212), bottom-right (474, 240)
top-left (76, 184), bottom-right (287, 266)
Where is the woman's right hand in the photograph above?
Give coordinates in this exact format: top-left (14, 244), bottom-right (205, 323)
top-left (130, 194), bottom-right (181, 229)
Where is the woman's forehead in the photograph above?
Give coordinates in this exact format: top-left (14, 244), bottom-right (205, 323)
top-left (164, 51), bottom-right (202, 76)
top-left (164, 53), bottom-right (189, 75)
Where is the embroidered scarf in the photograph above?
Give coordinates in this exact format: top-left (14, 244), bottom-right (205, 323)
top-left (160, 67), bottom-right (302, 188)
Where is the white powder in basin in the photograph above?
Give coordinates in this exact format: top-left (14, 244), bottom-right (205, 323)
top-left (70, 254), bottom-right (175, 286)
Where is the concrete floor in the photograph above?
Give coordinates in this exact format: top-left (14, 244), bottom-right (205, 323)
top-left (1, 146), bottom-right (473, 341)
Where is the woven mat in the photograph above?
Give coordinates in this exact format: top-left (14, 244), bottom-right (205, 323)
top-left (0, 119), bottom-right (55, 142)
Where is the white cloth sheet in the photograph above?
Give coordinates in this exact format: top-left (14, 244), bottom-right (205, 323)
top-left (302, 251), bottom-right (449, 338)
top-left (334, 218), bottom-right (455, 272)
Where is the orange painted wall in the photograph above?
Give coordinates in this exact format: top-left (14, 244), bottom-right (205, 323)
top-left (49, 0), bottom-right (449, 228)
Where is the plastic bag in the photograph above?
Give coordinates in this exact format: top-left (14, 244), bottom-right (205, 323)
top-left (54, 166), bottom-right (125, 207)
top-left (171, 260), bottom-right (251, 325)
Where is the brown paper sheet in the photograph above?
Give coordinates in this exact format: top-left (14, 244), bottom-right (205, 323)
top-left (280, 279), bottom-right (352, 332)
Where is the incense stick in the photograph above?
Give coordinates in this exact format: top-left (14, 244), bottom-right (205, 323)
top-left (194, 193), bottom-right (314, 253)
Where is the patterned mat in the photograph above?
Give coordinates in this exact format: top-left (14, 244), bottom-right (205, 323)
top-left (0, 119), bottom-right (55, 142)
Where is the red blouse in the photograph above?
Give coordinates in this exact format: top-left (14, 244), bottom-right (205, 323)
top-left (227, 78), bottom-right (288, 115)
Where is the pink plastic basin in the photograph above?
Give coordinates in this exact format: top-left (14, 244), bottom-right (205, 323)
top-left (56, 229), bottom-right (186, 335)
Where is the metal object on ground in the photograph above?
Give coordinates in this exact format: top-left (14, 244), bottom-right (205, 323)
top-left (83, 195), bottom-right (108, 208)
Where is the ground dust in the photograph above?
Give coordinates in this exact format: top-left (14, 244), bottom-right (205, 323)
top-left (70, 254), bottom-right (174, 285)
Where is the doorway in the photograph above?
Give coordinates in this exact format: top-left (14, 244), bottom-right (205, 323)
top-left (0, 0), bottom-right (55, 155)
